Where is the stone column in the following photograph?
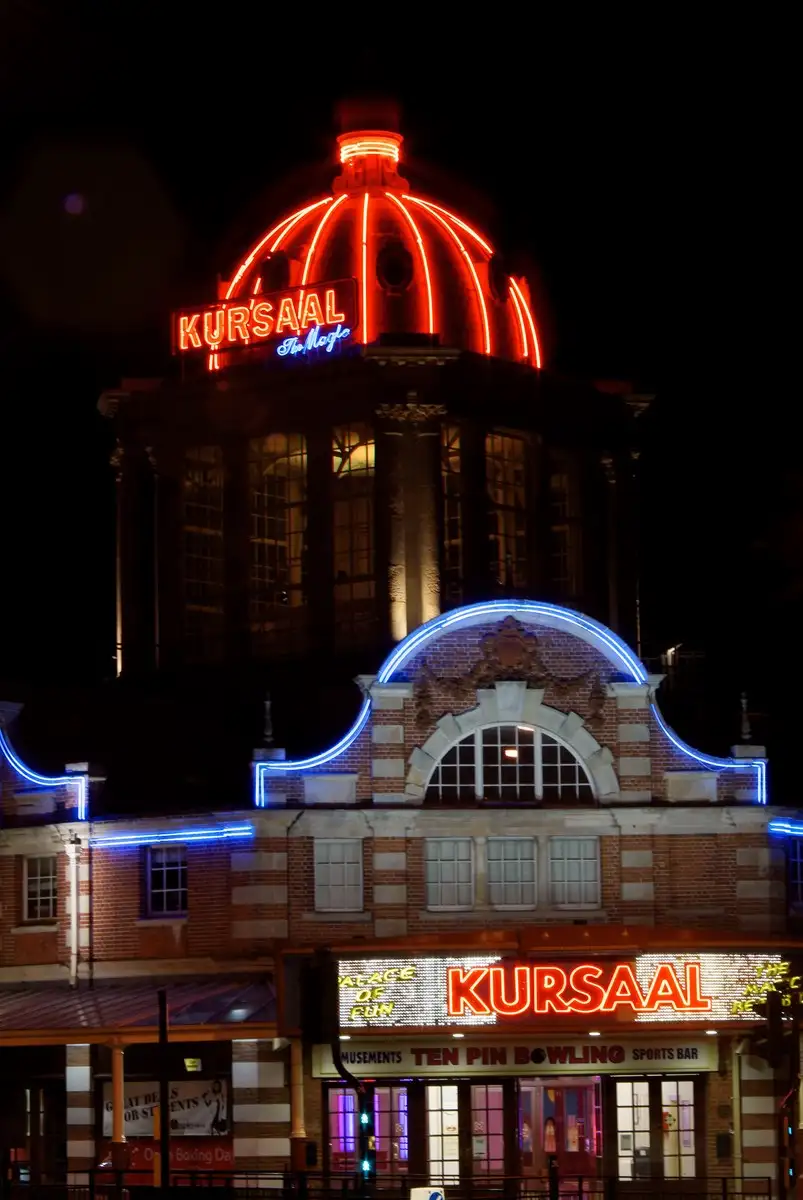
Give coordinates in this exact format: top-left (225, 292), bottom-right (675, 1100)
top-left (305, 427), bottom-right (335, 656)
top-left (601, 454), bottom-right (620, 634)
top-left (231, 1038), bottom-right (291, 1172)
top-left (66, 1043), bottom-right (94, 1183)
top-left (459, 419), bottom-right (490, 603)
top-left (375, 418), bottom-right (407, 642)
top-left (376, 401), bottom-right (444, 639)
top-left (116, 445), bottom-right (157, 675)
top-left (224, 436), bottom-right (250, 662)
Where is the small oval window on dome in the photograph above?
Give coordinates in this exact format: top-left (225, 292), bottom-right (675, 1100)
top-left (489, 253), bottom-right (511, 302)
top-left (260, 250), bottom-right (290, 293)
top-left (376, 240), bottom-right (414, 293)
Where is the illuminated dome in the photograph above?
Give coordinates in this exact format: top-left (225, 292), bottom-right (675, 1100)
top-left (222, 128), bottom-right (542, 368)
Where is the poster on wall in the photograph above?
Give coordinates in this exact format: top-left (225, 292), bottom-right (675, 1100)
top-left (102, 1079), bottom-right (228, 1137)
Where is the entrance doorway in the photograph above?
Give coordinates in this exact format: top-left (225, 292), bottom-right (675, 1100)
top-left (519, 1078), bottom-right (601, 1179)
top-left (327, 1085), bottom-right (409, 1179)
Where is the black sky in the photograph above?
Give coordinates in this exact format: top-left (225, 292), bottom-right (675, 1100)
top-left (0, 10), bottom-right (781, 767)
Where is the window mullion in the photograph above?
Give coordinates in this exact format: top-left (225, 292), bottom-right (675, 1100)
top-left (474, 728), bottom-right (482, 799)
top-left (535, 729), bottom-right (543, 799)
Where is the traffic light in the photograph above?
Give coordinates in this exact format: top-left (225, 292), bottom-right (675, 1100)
top-left (751, 988), bottom-right (785, 1067)
top-left (357, 1084), bottom-right (376, 1187)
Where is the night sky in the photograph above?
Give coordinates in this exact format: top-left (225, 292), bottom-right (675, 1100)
top-left (0, 14), bottom-right (783, 780)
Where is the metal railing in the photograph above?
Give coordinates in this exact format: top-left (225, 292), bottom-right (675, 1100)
top-left (0, 1173), bottom-right (775, 1200)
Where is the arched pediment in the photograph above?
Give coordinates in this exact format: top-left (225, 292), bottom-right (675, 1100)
top-left (405, 681), bottom-right (618, 802)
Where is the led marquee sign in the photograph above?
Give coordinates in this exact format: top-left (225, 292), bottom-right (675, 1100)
top-left (338, 954), bottom-right (788, 1030)
top-left (172, 279), bottom-right (357, 358)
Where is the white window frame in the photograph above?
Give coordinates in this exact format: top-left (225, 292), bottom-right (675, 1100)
top-left (23, 855), bottom-right (58, 922)
top-left (314, 839), bottom-right (363, 913)
top-left (425, 723), bottom-right (595, 803)
top-left (147, 845), bottom-right (188, 916)
top-left (548, 836), bottom-right (601, 910)
top-left (487, 837), bottom-right (537, 910)
top-left (425, 838), bottom-right (475, 911)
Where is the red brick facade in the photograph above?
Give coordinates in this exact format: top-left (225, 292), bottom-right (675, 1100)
top-left (0, 604), bottom-right (794, 1188)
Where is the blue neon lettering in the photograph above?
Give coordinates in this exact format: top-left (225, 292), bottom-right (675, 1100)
top-left (276, 324), bottom-right (351, 358)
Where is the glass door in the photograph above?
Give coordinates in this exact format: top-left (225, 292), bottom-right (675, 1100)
top-left (426, 1084), bottom-right (461, 1185)
top-left (327, 1085), bottom-right (409, 1181)
top-left (519, 1079), bottom-right (601, 1179)
top-left (615, 1077), bottom-right (698, 1180)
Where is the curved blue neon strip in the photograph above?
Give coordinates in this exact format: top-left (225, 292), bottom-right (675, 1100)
top-left (0, 727), bottom-right (88, 820)
top-left (650, 703), bottom-right (766, 805)
top-left (768, 820), bottom-right (802, 837)
top-left (255, 600), bottom-right (647, 801)
top-left (90, 822), bottom-right (255, 849)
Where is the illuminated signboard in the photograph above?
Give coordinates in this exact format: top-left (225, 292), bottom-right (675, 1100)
top-left (312, 1035), bottom-right (719, 1077)
top-left (172, 279), bottom-right (357, 358)
top-left (338, 955), bottom-right (790, 1029)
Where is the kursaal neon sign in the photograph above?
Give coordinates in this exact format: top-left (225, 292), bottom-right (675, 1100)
top-left (338, 954), bottom-right (787, 1028)
top-left (172, 279), bottom-right (357, 359)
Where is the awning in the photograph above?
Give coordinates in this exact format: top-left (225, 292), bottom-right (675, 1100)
top-left (0, 977), bottom-right (277, 1045)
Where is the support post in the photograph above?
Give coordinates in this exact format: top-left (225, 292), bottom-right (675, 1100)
top-left (110, 1045), bottom-right (127, 1170)
top-left (290, 1037), bottom-right (307, 1171)
top-left (158, 988), bottom-right (170, 1189)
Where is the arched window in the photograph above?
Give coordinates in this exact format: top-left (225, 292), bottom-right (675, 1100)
top-left (425, 724), bottom-right (594, 804)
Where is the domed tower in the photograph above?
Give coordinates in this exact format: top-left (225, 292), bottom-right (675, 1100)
top-left (209, 124), bottom-right (540, 368)
top-left (102, 110), bottom-right (640, 677)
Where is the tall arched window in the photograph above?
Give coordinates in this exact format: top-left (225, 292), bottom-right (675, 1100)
top-left (425, 724), bottom-right (594, 804)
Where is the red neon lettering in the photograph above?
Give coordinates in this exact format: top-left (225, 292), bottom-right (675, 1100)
top-left (325, 287), bottom-right (345, 324)
top-left (447, 967), bottom-right (491, 1016)
top-left (643, 963), bottom-right (689, 1011)
top-left (533, 967), bottom-right (569, 1013)
top-left (178, 314), bottom-right (201, 350)
top-left (299, 292), bottom-right (325, 330)
top-left (276, 297), bottom-right (299, 334)
top-left (251, 301), bottom-right (274, 338)
top-left (488, 966), bottom-right (531, 1016)
top-left (568, 964), bottom-right (607, 1013)
top-left (684, 962), bottom-right (712, 1011)
top-left (602, 964), bottom-right (646, 1011)
top-left (226, 305), bottom-right (250, 343)
top-left (203, 309), bottom-right (225, 347)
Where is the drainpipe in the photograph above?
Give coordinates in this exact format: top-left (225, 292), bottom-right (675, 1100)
top-left (66, 838), bottom-right (80, 988)
top-left (732, 1036), bottom-right (747, 1190)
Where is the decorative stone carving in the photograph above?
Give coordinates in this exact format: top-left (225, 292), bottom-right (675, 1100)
top-left (375, 402), bottom-right (447, 423)
top-left (413, 616), bottom-right (603, 729)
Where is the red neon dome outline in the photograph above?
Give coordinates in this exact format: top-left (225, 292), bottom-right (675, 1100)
top-left (220, 132), bottom-right (542, 369)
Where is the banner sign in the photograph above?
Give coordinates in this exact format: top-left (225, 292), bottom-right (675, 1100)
top-left (101, 1079), bottom-right (228, 1137)
top-left (312, 1036), bottom-right (718, 1077)
top-left (99, 1139), bottom-right (234, 1173)
top-left (338, 954), bottom-right (788, 1029)
top-left (172, 279), bottom-right (357, 358)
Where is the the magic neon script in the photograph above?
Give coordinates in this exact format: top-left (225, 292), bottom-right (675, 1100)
top-left (277, 324), bottom-right (351, 357)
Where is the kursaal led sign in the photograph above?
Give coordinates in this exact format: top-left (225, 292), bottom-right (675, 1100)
top-left (338, 954), bottom-right (790, 1029)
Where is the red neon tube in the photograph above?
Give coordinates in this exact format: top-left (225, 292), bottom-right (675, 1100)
top-left (385, 192), bottom-right (435, 335)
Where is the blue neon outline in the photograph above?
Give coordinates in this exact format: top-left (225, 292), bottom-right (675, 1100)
top-left (0, 727), bottom-right (88, 820)
top-left (254, 599), bottom-right (647, 802)
top-left (650, 703), bottom-right (766, 806)
top-left (89, 822), bottom-right (255, 849)
top-left (768, 820), bottom-right (803, 837)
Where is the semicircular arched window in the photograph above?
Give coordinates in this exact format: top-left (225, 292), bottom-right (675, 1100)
top-left (425, 723), bottom-right (595, 804)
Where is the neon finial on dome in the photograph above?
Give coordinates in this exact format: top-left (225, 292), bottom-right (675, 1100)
top-left (338, 131), bottom-right (402, 165)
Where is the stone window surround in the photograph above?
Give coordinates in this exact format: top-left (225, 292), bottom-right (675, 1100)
top-left (406, 682), bottom-right (618, 802)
